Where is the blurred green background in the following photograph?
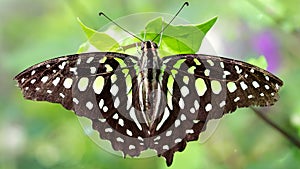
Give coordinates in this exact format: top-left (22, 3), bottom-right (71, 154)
top-left (1, 0), bottom-right (300, 168)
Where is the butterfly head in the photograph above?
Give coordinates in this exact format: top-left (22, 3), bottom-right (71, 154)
top-left (141, 41), bottom-right (158, 51)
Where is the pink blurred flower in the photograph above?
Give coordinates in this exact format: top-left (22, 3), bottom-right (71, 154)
top-left (252, 31), bottom-right (281, 72)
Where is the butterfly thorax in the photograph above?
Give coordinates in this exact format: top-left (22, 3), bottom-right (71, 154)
top-left (138, 41), bottom-right (163, 129)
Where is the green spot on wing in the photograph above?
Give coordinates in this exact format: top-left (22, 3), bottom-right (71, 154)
top-left (115, 58), bottom-right (127, 68)
top-left (167, 75), bottom-right (175, 95)
top-left (173, 59), bottom-right (186, 69)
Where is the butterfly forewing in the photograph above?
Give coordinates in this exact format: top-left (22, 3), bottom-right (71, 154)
top-left (14, 54), bottom-right (79, 110)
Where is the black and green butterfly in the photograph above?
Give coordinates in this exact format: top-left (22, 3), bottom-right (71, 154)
top-left (14, 2), bottom-right (283, 166)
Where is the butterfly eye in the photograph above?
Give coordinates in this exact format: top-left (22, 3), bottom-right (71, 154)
top-left (141, 42), bottom-right (145, 50)
top-left (151, 42), bottom-right (158, 49)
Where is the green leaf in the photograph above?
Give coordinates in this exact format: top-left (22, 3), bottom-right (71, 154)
top-left (77, 16), bottom-right (218, 55)
top-left (77, 18), bottom-right (120, 52)
top-left (142, 16), bottom-right (218, 56)
top-left (77, 42), bottom-right (90, 53)
top-left (246, 55), bottom-right (268, 69)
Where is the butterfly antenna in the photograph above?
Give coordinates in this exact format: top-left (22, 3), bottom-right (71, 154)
top-left (152, 1), bottom-right (189, 42)
top-left (99, 12), bottom-right (144, 42)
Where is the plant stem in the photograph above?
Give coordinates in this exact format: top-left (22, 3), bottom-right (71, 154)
top-left (251, 107), bottom-right (300, 148)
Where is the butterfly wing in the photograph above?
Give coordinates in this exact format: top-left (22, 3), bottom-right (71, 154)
top-left (158, 54), bottom-right (283, 166)
top-left (14, 54), bottom-right (79, 110)
top-left (14, 52), bottom-right (154, 157)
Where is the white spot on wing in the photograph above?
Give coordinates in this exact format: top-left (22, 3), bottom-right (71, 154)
top-left (180, 114), bottom-right (187, 121)
top-left (63, 78), bottom-right (73, 89)
top-left (265, 85), bottom-right (270, 90)
top-left (118, 118), bottom-right (124, 127)
top-left (252, 81), bottom-right (260, 88)
top-left (99, 99), bottom-right (104, 108)
top-left (163, 145), bottom-right (169, 150)
top-left (31, 70), bottom-right (36, 75)
top-left (86, 101), bottom-right (93, 110)
top-left (112, 113), bottom-right (119, 120)
top-left (59, 93), bottom-right (65, 98)
top-left (211, 80), bottom-right (222, 94)
top-left (156, 108), bottom-right (170, 131)
top-left (235, 65), bottom-right (242, 74)
top-left (175, 119), bottom-right (180, 128)
top-left (114, 97), bottom-right (120, 108)
top-left (207, 59), bottom-right (214, 66)
top-left (116, 137), bottom-right (124, 143)
top-left (110, 84), bottom-right (119, 96)
top-left (59, 61), bottom-right (66, 69)
top-left (175, 138), bottom-right (182, 143)
top-left (41, 76), bottom-right (49, 83)
top-left (77, 58), bottom-right (81, 65)
top-left (183, 76), bottom-right (189, 85)
top-left (167, 92), bottom-right (173, 110)
top-left (153, 136), bottom-right (160, 142)
top-left (129, 145), bottom-right (135, 150)
top-left (234, 97), bottom-right (240, 102)
top-left (90, 67), bottom-right (97, 74)
top-left (86, 57), bottom-right (94, 63)
top-left (220, 62), bottom-right (224, 68)
top-left (219, 101), bottom-right (226, 107)
top-left (73, 98), bottom-right (79, 104)
top-left (223, 71), bottom-right (231, 78)
top-left (180, 86), bottom-right (189, 97)
top-left (227, 82), bottom-right (237, 93)
top-left (204, 69), bottom-right (210, 76)
top-left (78, 77), bottom-right (89, 91)
top-left (105, 128), bottom-right (113, 133)
top-left (265, 75), bottom-right (270, 81)
top-left (205, 103), bottom-right (212, 112)
top-left (240, 81), bottom-right (248, 90)
top-left (179, 98), bottom-right (184, 109)
top-left (30, 79), bottom-right (36, 84)
top-left (194, 100), bottom-right (200, 110)
top-left (275, 83), bottom-right (280, 90)
top-left (186, 129), bottom-right (194, 134)
top-left (52, 77), bottom-right (60, 86)
top-left (166, 130), bottom-right (172, 137)
top-left (129, 107), bottom-right (142, 131)
top-left (103, 106), bottom-right (108, 112)
top-left (190, 107), bottom-right (195, 114)
top-left (126, 129), bottom-right (133, 136)
top-left (127, 92), bottom-right (132, 110)
top-left (70, 67), bottom-right (77, 75)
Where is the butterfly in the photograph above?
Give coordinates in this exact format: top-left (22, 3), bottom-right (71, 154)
top-left (14, 2), bottom-right (283, 166)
